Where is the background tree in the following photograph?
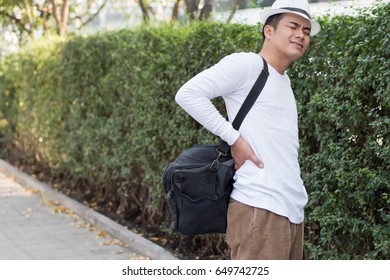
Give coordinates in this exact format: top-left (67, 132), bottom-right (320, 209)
top-left (185, 0), bottom-right (213, 20)
top-left (0, 0), bottom-right (108, 44)
top-left (135, 0), bottom-right (214, 23)
top-left (135, 0), bottom-right (151, 22)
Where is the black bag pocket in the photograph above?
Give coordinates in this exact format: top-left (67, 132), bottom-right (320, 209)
top-left (178, 193), bottom-right (228, 235)
top-left (173, 165), bottom-right (218, 200)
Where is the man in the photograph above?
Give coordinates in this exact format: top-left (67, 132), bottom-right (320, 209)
top-left (175, 0), bottom-right (321, 260)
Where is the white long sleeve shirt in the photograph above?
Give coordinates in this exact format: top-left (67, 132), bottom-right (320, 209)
top-left (175, 52), bottom-right (308, 224)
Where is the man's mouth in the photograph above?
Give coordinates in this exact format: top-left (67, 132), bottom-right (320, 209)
top-left (291, 41), bottom-right (303, 49)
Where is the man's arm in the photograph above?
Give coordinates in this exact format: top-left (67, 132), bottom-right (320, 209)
top-left (175, 53), bottom-right (264, 169)
top-left (175, 54), bottom-right (243, 145)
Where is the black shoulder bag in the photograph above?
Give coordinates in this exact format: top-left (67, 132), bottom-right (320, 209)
top-left (163, 57), bottom-right (269, 235)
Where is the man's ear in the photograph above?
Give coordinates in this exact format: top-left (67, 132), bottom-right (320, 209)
top-left (263, 25), bottom-right (273, 40)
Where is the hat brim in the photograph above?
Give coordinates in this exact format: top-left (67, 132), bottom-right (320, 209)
top-left (260, 8), bottom-right (321, 36)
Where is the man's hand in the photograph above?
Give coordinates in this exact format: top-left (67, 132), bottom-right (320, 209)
top-left (231, 136), bottom-right (264, 170)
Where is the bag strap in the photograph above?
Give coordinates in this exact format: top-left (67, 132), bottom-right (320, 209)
top-left (217, 57), bottom-right (269, 155)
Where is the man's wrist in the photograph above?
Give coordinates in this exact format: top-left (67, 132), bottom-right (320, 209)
top-left (227, 130), bottom-right (240, 146)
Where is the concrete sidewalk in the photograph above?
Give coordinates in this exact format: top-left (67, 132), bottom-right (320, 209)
top-left (0, 159), bottom-right (177, 260)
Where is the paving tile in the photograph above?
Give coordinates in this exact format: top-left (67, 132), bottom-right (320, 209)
top-left (0, 245), bottom-right (32, 260)
top-left (0, 171), bottom-right (145, 260)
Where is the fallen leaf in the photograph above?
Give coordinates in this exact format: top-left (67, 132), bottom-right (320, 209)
top-left (52, 206), bottom-right (73, 216)
top-left (149, 237), bottom-right (160, 242)
top-left (111, 250), bottom-right (124, 254)
top-left (97, 230), bottom-right (109, 238)
top-left (25, 188), bottom-right (41, 195)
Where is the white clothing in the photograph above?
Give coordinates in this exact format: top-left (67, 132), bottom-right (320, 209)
top-left (175, 52), bottom-right (308, 224)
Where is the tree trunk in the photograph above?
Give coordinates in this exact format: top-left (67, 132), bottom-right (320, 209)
top-left (137, 0), bottom-right (150, 23)
top-left (60, 0), bottom-right (70, 36)
top-left (199, 0), bottom-right (213, 20)
top-left (227, 0), bottom-right (244, 23)
top-left (50, 0), bottom-right (63, 36)
top-left (185, 0), bottom-right (200, 20)
top-left (171, 0), bottom-right (182, 21)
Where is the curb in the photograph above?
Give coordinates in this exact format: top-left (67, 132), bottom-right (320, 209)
top-left (0, 159), bottom-right (178, 260)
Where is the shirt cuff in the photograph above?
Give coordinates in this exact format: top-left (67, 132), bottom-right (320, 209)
top-left (224, 129), bottom-right (240, 146)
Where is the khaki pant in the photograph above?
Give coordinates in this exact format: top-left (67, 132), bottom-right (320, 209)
top-left (226, 199), bottom-right (304, 260)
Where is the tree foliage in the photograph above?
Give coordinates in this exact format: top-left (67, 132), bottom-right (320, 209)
top-left (0, 0), bottom-right (107, 42)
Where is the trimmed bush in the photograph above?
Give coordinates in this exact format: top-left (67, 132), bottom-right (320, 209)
top-left (290, 5), bottom-right (390, 259)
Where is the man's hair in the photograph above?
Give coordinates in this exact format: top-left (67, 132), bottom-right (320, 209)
top-left (262, 13), bottom-right (285, 40)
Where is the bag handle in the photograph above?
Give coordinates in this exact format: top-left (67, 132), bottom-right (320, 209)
top-left (217, 57), bottom-right (269, 155)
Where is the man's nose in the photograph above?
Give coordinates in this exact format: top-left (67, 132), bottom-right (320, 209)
top-left (295, 29), bottom-right (305, 39)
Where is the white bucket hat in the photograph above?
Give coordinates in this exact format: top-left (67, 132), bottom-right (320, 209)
top-left (260, 0), bottom-right (321, 36)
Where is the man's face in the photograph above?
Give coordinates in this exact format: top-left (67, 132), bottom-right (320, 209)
top-left (268, 13), bottom-right (311, 62)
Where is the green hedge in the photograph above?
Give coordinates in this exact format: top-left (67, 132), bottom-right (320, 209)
top-left (291, 6), bottom-right (390, 259)
top-left (0, 3), bottom-right (389, 259)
